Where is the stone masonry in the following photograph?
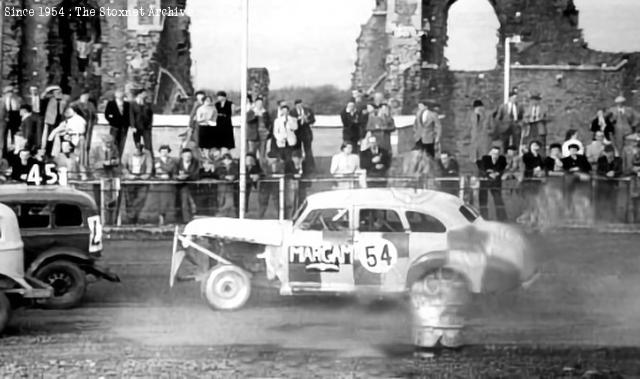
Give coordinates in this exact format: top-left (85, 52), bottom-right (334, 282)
top-left (1, 0), bottom-right (193, 113)
top-left (353, 0), bottom-right (640, 166)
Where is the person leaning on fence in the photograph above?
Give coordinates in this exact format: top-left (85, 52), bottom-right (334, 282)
top-left (213, 153), bottom-right (239, 217)
top-left (436, 151), bottom-right (459, 196)
top-left (477, 146), bottom-right (508, 221)
top-left (330, 142), bottom-right (361, 189)
top-left (586, 130), bottom-right (606, 166)
top-left (258, 150), bottom-right (293, 219)
top-left (561, 129), bottom-right (584, 158)
top-left (502, 145), bottom-right (523, 183)
top-left (122, 143), bottom-right (153, 224)
top-left (53, 141), bottom-right (83, 180)
top-left (360, 135), bottom-right (391, 188)
top-left (176, 148), bottom-right (201, 223)
top-left (9, 148), bottom-right (40, 183)
top-left (630, 141), bottom-right (640, 176)
top-left (595, 145), bottom-right (623, 221)
top-left (89, 134), bottom-right (120, 179)
top-left (153, 145), bottom-right (179, 225)
top-left (244, 153), bottom-right (263, 213)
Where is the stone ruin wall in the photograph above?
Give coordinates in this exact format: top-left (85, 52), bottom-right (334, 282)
top-left (1, 0), bottom-right (193, 113)
top-left (353, 0), bottom-right (640, 167)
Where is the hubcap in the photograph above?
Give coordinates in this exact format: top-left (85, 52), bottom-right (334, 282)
top-left (46, 272), bottom-right (73, 296)
top-left (214, 272), bottom-right (242, 299)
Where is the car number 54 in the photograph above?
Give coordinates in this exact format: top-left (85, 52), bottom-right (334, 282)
top-left (356, 239), bottom-right (399, 274)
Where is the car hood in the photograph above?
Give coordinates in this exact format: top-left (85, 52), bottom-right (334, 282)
top-left (182, 217), bottom-right (290, 246)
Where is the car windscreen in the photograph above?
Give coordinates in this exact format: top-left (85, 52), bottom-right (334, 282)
top-left (291, 200), bottom-right (308, 224)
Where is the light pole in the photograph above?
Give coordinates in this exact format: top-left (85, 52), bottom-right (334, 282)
top-left (503, 35), bottom-right (522, 103)
top-left (238, 0), bottom-right (249, 219)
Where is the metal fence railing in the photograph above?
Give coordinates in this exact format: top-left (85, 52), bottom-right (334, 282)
top-left (61, 173), bottom-right (640, 227)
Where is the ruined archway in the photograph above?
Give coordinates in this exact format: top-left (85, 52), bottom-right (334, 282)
top-left (444, 0), bottom-right (500, 71)
top-left (46, 0), bottom-right (102, 98)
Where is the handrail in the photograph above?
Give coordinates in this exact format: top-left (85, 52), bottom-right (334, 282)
top-left (511, 59), bottom-right (628, 72)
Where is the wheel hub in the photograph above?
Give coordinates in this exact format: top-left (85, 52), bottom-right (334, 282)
top-left (46, 272), bottom-right (73, 296)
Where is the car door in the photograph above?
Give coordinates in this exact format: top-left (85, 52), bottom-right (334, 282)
top-left (6, 202), bottom-right (55, 266)
top-left (353, 208), bottom-right (409, 292)
top-left (52, 203), bottom-right (91, 255)
top-left (286, 206), bottom-right (355, 292)
top-left (404, 210), bottom-right (449, 261)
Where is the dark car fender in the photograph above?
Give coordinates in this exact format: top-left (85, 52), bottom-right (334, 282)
top-left (26, 247), bottom-right (120, 282)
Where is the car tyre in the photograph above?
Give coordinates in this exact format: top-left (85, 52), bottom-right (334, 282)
top-left (409, 268), bottom-right (470, 348)
top-left (0, 292), bottom-right (11, 334)
top-left (201, 265), bottom-right (251, 311)
top-left (35, 260), bottom-right (87, 310)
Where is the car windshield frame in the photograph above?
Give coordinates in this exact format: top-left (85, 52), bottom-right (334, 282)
top-left (291, 200), bottom-right (308, 225)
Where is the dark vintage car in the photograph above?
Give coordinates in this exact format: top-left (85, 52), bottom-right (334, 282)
top-left (0, 185), bottom-right (119, 309)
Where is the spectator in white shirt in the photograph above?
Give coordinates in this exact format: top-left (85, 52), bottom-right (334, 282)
top-left (586, 130), bottom-right (606, 165)
top-left (330, 143), bottom-right (361, 189)
top-left (48, 105), bottom-right (87, 167)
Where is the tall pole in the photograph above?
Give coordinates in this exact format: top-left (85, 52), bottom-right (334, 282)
top-left (0, 0), bottom-right (5, 91)
top-left (503, 36), bottom-right (510, 104)
top-left (238, 0), bottom-right (248, 219)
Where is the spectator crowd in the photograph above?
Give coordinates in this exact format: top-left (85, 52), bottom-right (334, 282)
top-left (1, 83), bottom-right (639, 224)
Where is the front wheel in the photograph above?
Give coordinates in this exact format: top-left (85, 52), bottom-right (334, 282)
top-left (0, 292), bottom-right (11, 334)
top-left (409, 268), bottom-right (470, 348)
top-left (200, 265), bottom-right (251, 310)
top-left (35, 260), bottom-right (87, 309)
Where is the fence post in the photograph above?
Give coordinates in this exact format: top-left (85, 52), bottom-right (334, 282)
top-left (458, 176), bottom-right (465, 200)
top-left (99, 178), bottom-right (107, 225)
top-left (279, 176), bottom-right (285, 221)
top-left (115, 178), bottom-right (122, 226)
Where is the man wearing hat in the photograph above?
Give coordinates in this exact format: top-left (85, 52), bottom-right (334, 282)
top-left (523, 93), bottom-right (548, 150)
top-left (494, 91), bottom-right (524, 152)
top-left (469, 99), bottom-right (493, 162)
top-left (608, 95), bottom-right (639, 153)
top-left (42, 86), bottom-right (69, 153)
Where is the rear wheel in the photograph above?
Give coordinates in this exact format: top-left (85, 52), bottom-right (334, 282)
top-left (35, 260), bottom-right (87, 309)
top-left (409, 268), bottom-right (470, 348)
top-left (0, 292), bottom-right (11, 334)
top-left (201, 265), bottom-right (251, 310)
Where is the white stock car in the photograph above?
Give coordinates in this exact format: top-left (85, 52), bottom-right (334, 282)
top-left (170, 188), bottom-right (538, 347)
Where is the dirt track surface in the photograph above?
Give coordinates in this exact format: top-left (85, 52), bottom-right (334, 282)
top-left (2, 230), bottom-right (640, 377)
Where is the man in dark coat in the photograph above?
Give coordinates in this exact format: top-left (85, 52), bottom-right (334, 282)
top-left (129, 90), bottom-right (154, 162)
top-left (290, 99), bottom-right (316, 173)
top-left (104, 89), bottom-right (130, 159)
top-left (340, 99), bottom-right (361, 148)
top-left (477, 146), bottom-right (508, 221)
top-left (19, 104), bottom-right (40, 154)
top-left (360, 135), bottom-right (391, 188)
top-left (595, 144), bottom-right (623, 221)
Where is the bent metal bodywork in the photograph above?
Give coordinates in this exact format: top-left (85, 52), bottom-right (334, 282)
top-left (170, 188), bottom-right (538, 347)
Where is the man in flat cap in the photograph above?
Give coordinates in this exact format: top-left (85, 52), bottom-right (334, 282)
top-left (523, 93), bottom-right (548, 151)
top-left (607, 95), bottom-right (639, 155)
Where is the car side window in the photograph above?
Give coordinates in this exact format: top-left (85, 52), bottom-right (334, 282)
top-left (54, 204), bottom-right (83, 227)
top-left (299, 208), bottom-right (350, 231)
top-left (15, 203), bottom-right (51, 228)
top-left (406, 211), bottom-right (447, 233)
top-left (359, 209), bottom-right (404, 233)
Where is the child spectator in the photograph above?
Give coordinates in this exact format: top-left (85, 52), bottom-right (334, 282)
top-left (544, 143), bottom-right (564, 175)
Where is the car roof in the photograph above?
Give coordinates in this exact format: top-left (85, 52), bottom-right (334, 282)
top-left (306, 188), bottom-right (463, 212)
top-left (0, 185), bottom-right (97, 208)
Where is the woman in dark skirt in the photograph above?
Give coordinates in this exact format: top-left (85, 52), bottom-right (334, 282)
top-left (214, 91), bottom-right (235, 153)
top-left (195, 96), bottom-right (218, 157)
